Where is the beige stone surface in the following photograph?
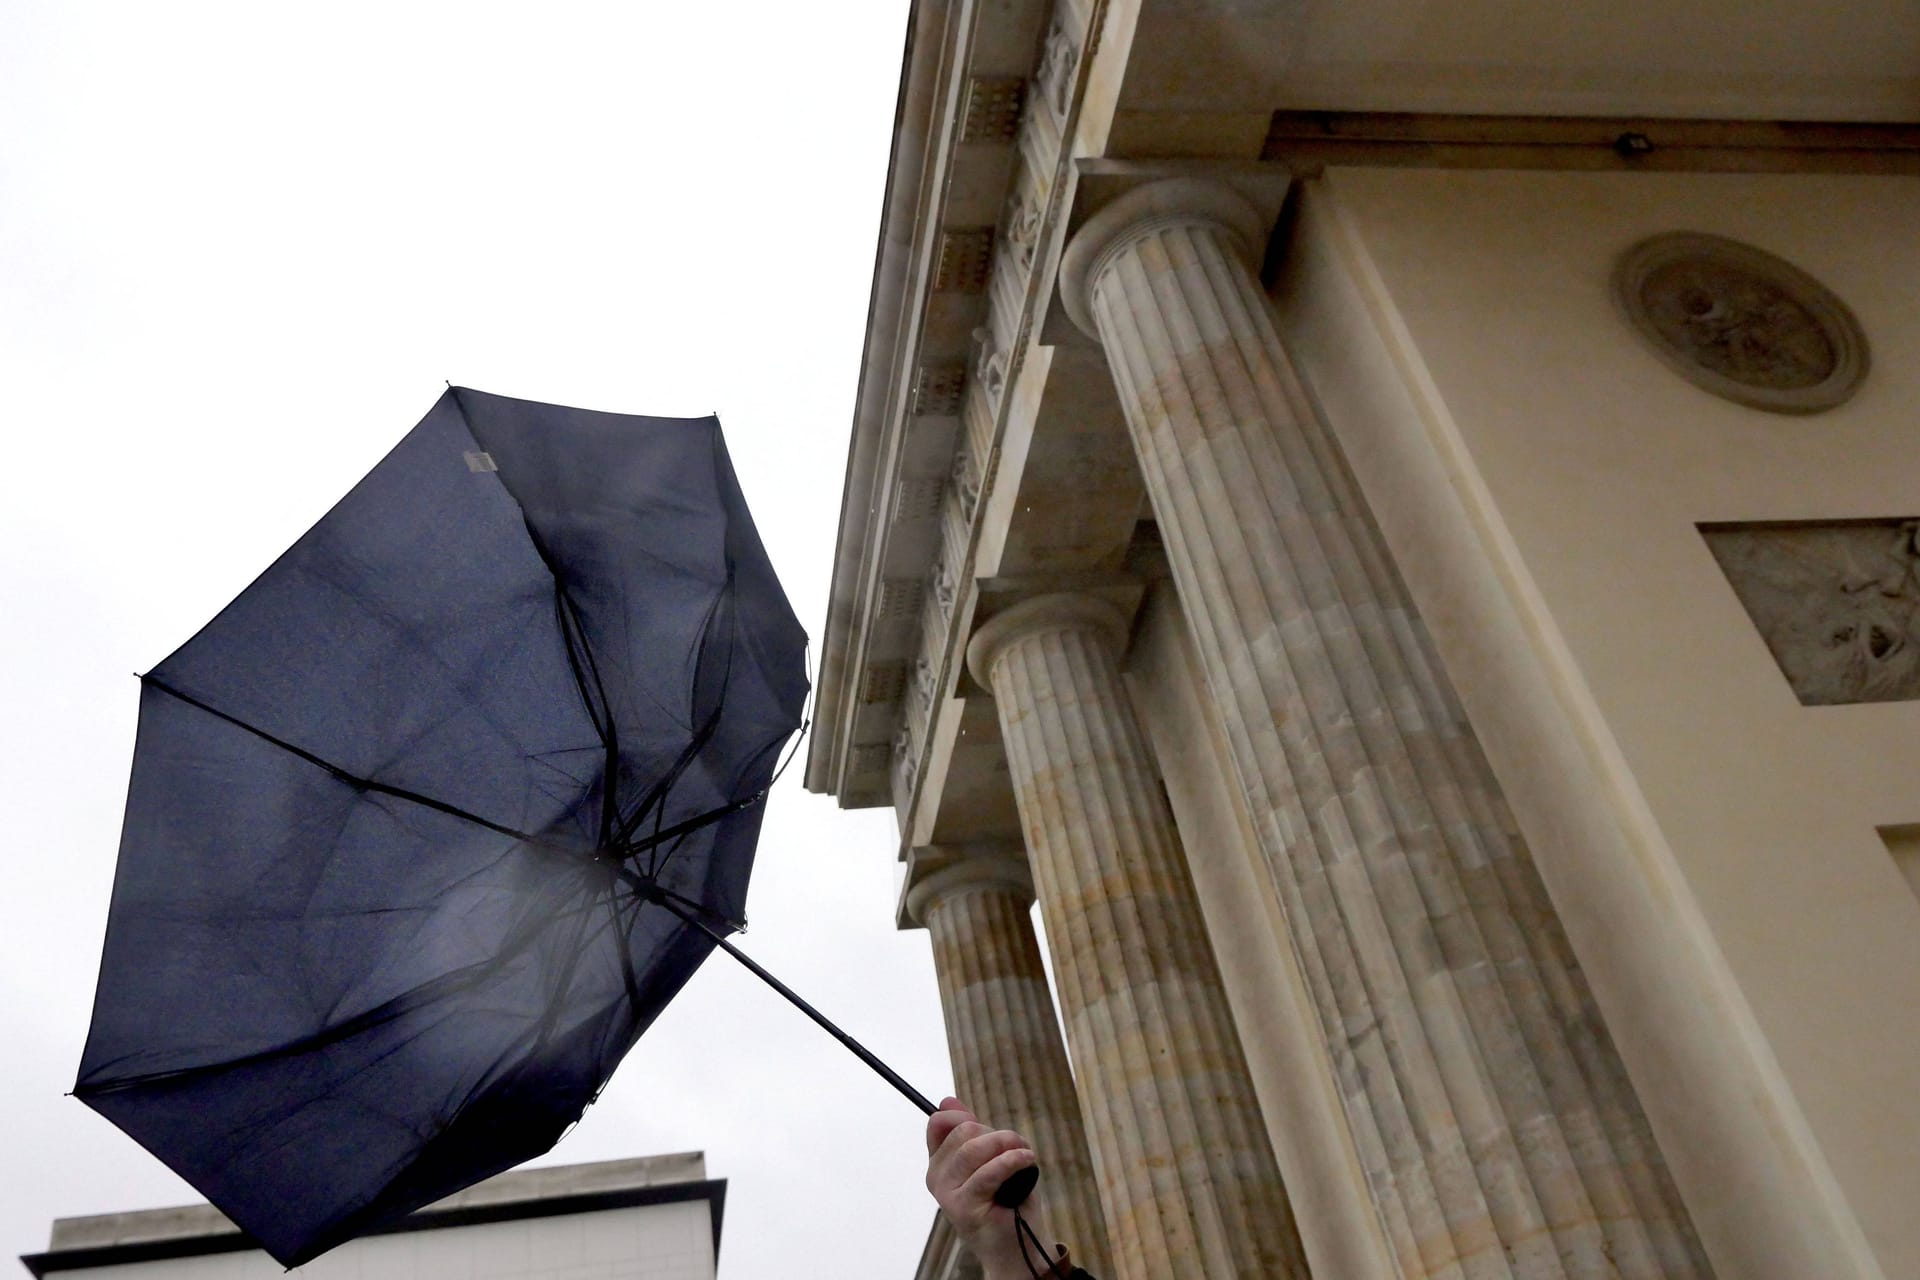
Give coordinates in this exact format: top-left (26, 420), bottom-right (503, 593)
top-left (1283, 165), bottom-right (1920, 1278)
top-left (812, 3), bottom-right (1920, 1276)
top-left (968, 593), bottom-right (1308, 1280)
top-left (905, 847), bottom-right (1111, 1274)
top-left (1129, 581), bottom-right (1402, 1280)
top-left (1063, 178), bottom-right (1710, 1278)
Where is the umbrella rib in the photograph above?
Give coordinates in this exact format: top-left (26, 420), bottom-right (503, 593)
top-left (615, 789), bottom-right (767, 863)
top-left (449, 384), bottom-right (624, 847)
top-left (613, 575), bottom-right (735, 867)
top-left (80, 862), bottom-right (609, 1094)
top-left (142, 675), bottom-right (547, 848)
top-left (615, 702), bottom-right (723, 854)
top-left (552, 584), bottom-right (621, 851)
top-left (77, 950), bottom-right (505, 1095)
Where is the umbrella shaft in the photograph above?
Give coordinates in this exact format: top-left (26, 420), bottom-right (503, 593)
top-left (660, 899), bottom-right (938, 1116)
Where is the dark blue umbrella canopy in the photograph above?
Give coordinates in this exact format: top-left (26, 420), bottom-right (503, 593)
top-left (75, 388), bottom-right (808, 1267)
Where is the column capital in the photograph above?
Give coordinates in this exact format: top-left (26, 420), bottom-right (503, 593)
top-left (966, 592), bottom-right (1130, 689)
top-left (903, 844), bottom-right (1036, 927)
top-left (1060, 177), bottom-right (1268, 338)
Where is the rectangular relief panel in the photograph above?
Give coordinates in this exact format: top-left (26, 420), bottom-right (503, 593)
top-left (1702, 519), bottom-right (1920, 705)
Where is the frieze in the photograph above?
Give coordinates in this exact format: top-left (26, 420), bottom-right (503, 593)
top-left (951, 442), bottom-right (982, 518)
top-left (931, 554), bottom-right (958, 616)
top-left (891, 723), bottom-right (917, 799)
top-left (913, 653), bottom-right (941, 709)
top-left (855, 0), bottom-right (1106, 817)
top-left (971, 325), bottom-right (1007, 404)
top-left (1036, 14), bottom-right (1078, 121)
top-left (1004, 179), bottom-right (1045, 274)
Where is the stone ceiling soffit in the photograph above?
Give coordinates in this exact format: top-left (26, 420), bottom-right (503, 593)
top-left (992, 347), bottom-right (1142, 577)
top-left (1113, 3), bottom-right (1920, 124)
top-left (929, 707), bottom-right (1023, 849)
top-left (934, 227), bottom-right (998, 293)
top-left (959, 77), bottom-right (1027, 145)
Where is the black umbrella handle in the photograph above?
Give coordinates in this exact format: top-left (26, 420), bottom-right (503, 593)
top-left (993, 1163), bottom-right (1042, 1207)
top-left (652, 893), bottom-right (1039, 1207)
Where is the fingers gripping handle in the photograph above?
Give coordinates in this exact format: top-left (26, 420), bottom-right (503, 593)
top-left (919, 1095), bottom-right (1038, 1208)
top-left (921, 1094), bottom-right (1039, 1208)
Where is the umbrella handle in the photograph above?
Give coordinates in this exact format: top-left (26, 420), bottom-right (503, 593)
top-left (649, 889), bottom-right (1041, 1207)
top-left (994, 1163), bottom-right (1041, 1207)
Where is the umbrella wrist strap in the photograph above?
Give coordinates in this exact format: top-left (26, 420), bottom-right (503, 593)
top-left (1015, 1207), bottom-right (1087, 1279)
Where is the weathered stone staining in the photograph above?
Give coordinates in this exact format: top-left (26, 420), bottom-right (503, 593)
top-left (968, 594), bottom-right (1310, 1280)
top-left (1062, 179), bottom-right (1712, 1278)
top-left (1704, 519), bottom-right (1920, 705)
top-left (905, 849), bottom-right (1112, 1277)
top-left (1613, 232), bottom-right (1869, 414)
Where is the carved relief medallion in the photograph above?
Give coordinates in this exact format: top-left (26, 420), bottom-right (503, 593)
top-left (1703, 519), bottom-right (1920, 705)
top-left (1613, 232), bottom-right (1868, 414)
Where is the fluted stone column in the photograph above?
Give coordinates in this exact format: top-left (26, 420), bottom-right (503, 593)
top-left (1060, 178), bottom-right (1712, 1278)
top-left (968, 594), bottom-right (1309, 1280)
top-left (906, 849), bottom-right (1111, 1275)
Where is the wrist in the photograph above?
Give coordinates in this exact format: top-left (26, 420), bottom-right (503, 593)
top-left (963, 1222), bottom-right (1034, 1280)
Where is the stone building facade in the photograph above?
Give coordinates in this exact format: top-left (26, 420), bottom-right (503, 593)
top-left (809, 2), bottom-right (1920, 1277)
top-left (20, 1154), bottom-right (724, 1279)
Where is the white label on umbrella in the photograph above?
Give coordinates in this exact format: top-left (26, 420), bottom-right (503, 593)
top-left (464, 451), bottom-right (498, 473)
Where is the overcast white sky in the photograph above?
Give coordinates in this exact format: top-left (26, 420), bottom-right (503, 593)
top-left (0, 4), bottom-right (967, 1276)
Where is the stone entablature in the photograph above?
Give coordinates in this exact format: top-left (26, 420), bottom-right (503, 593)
top-left (806, 0), bottom-right (1103, 836)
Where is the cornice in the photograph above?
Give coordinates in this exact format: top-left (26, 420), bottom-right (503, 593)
top-left (806, 0), bottom-right (961, 798)
top-left (809, 0), bottom-right (1112, 841)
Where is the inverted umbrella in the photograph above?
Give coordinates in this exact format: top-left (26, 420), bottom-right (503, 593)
top-left (75, 388), bottom-right (1026, 1269)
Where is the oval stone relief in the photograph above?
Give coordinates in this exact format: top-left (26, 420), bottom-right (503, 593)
top-left (1612, 232), bottom-right (1869, 414)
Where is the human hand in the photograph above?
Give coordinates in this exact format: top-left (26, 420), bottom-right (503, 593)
top-left (924, 1097), bottom-right (1058, 1279)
